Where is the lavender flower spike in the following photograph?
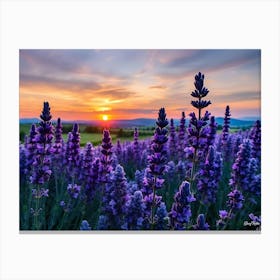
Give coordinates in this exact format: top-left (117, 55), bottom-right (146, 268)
top-left (145, 107), bottom-right (168, 228)
top-left (65, 123), bottom-right (80, 179)
top-left (133, 127), bottom-right (141, 164)
top-left (30, 102), bottom-right (53, 185)
top-left (227, 189), bottom-right (244, 211)
top-left (178, 112), bottom-right (186, 158)
top-left (99, 164), bottom-right (128, 229)
top-left (80, 220), bottom-right (92, 230)
top-left (229, 139), bottom-right (252, 192)
top-left (206, 116), bottom-right (217, 150)
top-left (169, 181), bottom-right (196, 230)
top-left (99, 129), bottom-right (113, 185)
top-left (53, 117), bottom-right (63, 155)
top-left (125, 190), bottom-right (145, 230)
top-left (250, 120), bottom-right (261, 163)
top-left (193, 214), bottom-right (210, 230)
top-left (222, 105), bottom-right (231, 145)
top-left (191, 72), bottom-right (211, 119)
top-left (197, 146), bottom-right (222, 205)
top-left (148, 108), bottom-right (168, 177)
top-left (168, 118), bottom-right (177, 159)
top-left (25, 124), bottom-right (38, 174)
top-left (67, 184), bottom-right (81, 199)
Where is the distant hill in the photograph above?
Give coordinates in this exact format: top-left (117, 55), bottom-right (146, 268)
top-left (20, 117), bottom-right (258, 128)
top-left (19, 118), bottom-right (40, 124)
top-left (215, 117), bottom-right (256, 127)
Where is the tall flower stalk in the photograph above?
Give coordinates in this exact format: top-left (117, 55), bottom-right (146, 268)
top-left (187, 72), bottom-right (211, 193)
top-left (169, 118), bottom-right (177, 159)
top-left (25, 124), bottom-right (38, 175)
top-left (250, 120), bottom-right (261, 164)
top-left (65, 123), bottom-right (80, 182)
top-left (178, 112), bottom-right (186, 158)
top-left (229, 139), bottom-right (252, 192)
top-left (53, 118), bottom-right (63, 155)
top-left (133, 127), bottom-right (141, 166)
top-left (222, 105), bottom-right (231, 145)
top-left (146, 108), bottom-right (168, 229)
top-left (197, 146), bottom-right (222, 206)
top-left (222, 140), bottom-right (251, 229)
top-left (99, 129), bottom-right (113, 195)
top-left (30, 101), bottom-right (54, 229)
top-left (169, 181), bottom-right (196, 230)
top-left (98, 164), bottom-right (128, 229)
top-left (221, 105), bottom-right (232, 162)
top-left (205, 116), bottom-right (217, 151)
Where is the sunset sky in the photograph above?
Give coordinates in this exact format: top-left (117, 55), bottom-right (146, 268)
top-left (19, 49), bottom-right (261, 121)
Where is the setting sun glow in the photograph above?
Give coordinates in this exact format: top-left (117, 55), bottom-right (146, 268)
top-left (102, 115), bottom-right (108, 121)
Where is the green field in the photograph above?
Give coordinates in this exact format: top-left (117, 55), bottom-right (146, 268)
top-left (19, 123), bottom-right (154, 146)
top-left (19, 122), bottom-right (246, 147)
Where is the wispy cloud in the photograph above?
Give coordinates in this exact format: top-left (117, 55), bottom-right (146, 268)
top-left (20, 49), bottom-right (261, 120)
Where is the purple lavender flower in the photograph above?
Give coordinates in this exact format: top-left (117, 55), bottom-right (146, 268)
top-left (169, 181), bottom-right (196, 230)
top-left (187, 111), bottom-right (211, 150)
top-left (169, 118), bottom-right (177, 159)
top-left (97, 215), bottom-right (109, 230)
top-left (190, 72), bottom-right (211, 119)
top-left (166, 161), bottom-right (176, 178)
top-left (65, 124), bottom-right (80, 179)
top-left (80, 142), bottom-right (95, 201)
top-left (227, 189), bottom-right (244, 210)
top-left (197, 146), bottom-right (222, 205)
top-left (99, 129), bottom-right (113, 185)
top-left (100, 164), bottom-right (129, 229)
top-left (133, 128), bottom-right (141, 163)
top-left (250, 120), bottom-right (261, 162)
top-left (127, 182), bottom-right (138, 195)
top-left (176, 160), bottom-right (186, 181)
top-left (125, 190), bottom-right (145, 230)
top-left (186, 109), bottom-right (211, 190)
top-left (229, 139), bottom-right (252, 192)
top-left (25, 124), bottom-right (38, 174)
top-left (147, 108), bottom-right (168, 177)
top-left (216, 210), bottom-right (228, 228)
top-left (233, 134), bottom-right (242, 158)
top-left (193, 214), bottom-right (210, 230)
top-left (86, 157), bottom-right (100, 202)
top-left (222, 105), bottom-right (231, 145)
top-left (60, 200), bottom-right (66, 207)
top-left (67, 184), bottom-right (81, 199)
top-left (115, 139), bottom-right (122, 162)
top-left (178, 112), bottom-right (187, 158)
top-left (35, 102), bottom-right (53, 146)
top-left (219, 210), bottom-right (228, 219)
top-left (142, 193), bottom-right (162, 228)
top-left (141, 168), bottom-right (154, 197)
top-left (135, 169), bottom-right (144, 190)
top-left (144, 108), bottom-right (168, 228)
top-left (249, 173), bottom-right (261, 197)
top-left (80, 220), bottom-right (92, 230)
top-left (30, 102), bottom-right (53, 185)
top-left (20, 145), bottom-right (27, 177)
top-left (109, 165), bottom-right (129, 215)
top-left (155, 202), bottom-right (169, 230)
top-left (52, 118), bottom-right (63, 155)
top-left (206, 116), bottom-right (217, 150)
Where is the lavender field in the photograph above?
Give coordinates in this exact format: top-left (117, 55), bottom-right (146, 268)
top-left (19, 72), bottom-right (261, 231)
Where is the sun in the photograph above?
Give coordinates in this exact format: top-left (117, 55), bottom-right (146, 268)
top-left (102, 115), bottom-right (108, 121)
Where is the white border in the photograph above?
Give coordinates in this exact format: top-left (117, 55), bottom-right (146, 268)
top-left (1, 1), bottom-right (279, 280)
